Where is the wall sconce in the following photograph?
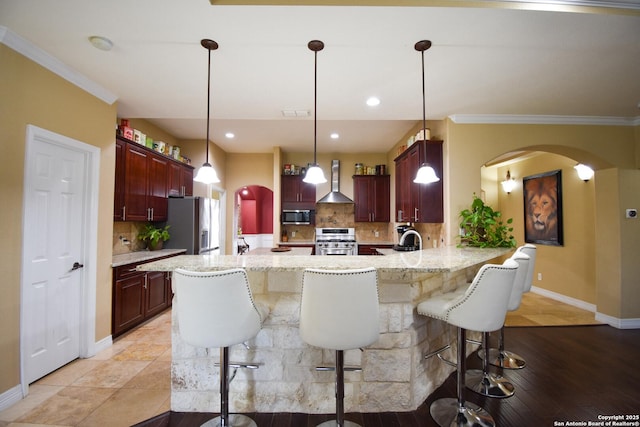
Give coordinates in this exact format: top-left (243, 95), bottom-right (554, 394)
top-left (501, 170), bottom-right (516, 194)
top-left (574, 163), bottom-right (594, 181)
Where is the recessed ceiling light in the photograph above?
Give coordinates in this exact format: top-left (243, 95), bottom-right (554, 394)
top-left (366, 97), bottom-right (380, 107)
top-left (225, 132), bottom-right (235, 139)
top-left (88, 35), bottom-right (113, 51)
top-left (330, 133), bottom-right (339, 139)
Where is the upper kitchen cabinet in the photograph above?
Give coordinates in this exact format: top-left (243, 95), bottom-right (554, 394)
top-left (114, 136), bottom-right (194, 222)
top-left (353, 175), bottom-right (390, 222)
top-left (394, 140), bottom-right (443, 223)
top-left (114, 137), bottom-right (126, 221)
top-left (281, 174), bottom-right (316, 210)
top-left (168, 161), bottom-right (193, 197)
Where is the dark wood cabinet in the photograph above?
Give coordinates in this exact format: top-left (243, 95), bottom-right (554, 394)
top-left (112, 256), bottom-right (174, 337)
top-left (394, 140), bottom-right (443, 223)
top-left (114, 138), bottom-right (126, 220)
top-left (168, 161), bottom-right (194, 197)
top-left (353, 175), bottom-right (390, 222)
top-left (281, 175), bottom-right (316, 210)
top-left (123, 142), bottom-right (151, 221)
top-left (145, 270), bottom-right (170, 318)
top-left (115, 135), bottom-right (194, 221)
top-left (148, 155), bottom-right (169, 220)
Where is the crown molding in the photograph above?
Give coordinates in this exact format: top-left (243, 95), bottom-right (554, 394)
top-left (0, 26), bottom-right (117, 105)
top-left (449, 114), bottom-right (640, 126)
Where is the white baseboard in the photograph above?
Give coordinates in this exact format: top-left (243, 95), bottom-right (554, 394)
top-left (530, 286), bottom-right (640, 329)
top-left (0, 384), bottom-right (23, 412)
top-left (530, 286), bottom-right (596, 312)
top-left (89, 335), bottom-right (113, 358)
top-left (2, 336), bottom-right (114, 413)
top-left (595, 313), bottom-right (640, 329)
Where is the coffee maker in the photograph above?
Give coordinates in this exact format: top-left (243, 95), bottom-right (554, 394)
top-left (394, 224), bottom-right (419, 251)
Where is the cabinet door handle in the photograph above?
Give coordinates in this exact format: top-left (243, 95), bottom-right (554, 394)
top-left (122, 206), bottom-right (126, 221)
top-left (414, 208), bottom-right (419, 221)
top-left (144, 275), bottom-right (148, 289)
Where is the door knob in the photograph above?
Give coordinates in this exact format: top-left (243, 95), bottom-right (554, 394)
top-left (70, 262), bottom-right (84, 272)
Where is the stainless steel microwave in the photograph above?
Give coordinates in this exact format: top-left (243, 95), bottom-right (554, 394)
top-left (281, 209), bottom-right (314, 225)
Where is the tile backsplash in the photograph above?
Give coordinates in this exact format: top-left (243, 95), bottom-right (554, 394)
top-left (113, 222), bottom-right (147, 255)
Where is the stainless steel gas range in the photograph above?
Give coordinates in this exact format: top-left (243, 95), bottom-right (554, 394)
top-left (315, 227), bottom-right (357, 256)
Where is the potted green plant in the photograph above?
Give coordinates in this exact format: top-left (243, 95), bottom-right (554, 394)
top-left (458, 194), bottom-right (516, 248)
top-left (138, 223), bottom-right (170, 251)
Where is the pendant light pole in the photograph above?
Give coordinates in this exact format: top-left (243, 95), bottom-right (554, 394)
top-left (303, 40), bottom-right (327, 185)
top-left (194, 38), bottom-right (221, 184)
top-left (413, 40), bottom-right (440, 184)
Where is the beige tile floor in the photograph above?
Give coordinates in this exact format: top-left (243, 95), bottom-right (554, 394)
top-left (0, 292), bottom-right (600, 427)
top-left (0, 311), bottom-right (172, 427)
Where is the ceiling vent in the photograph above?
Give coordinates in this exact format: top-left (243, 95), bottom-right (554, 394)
top-left (281, 109), bottom-right (310, 117)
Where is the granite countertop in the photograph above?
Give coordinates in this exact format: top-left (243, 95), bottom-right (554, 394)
top-left (112, 249), bottom-right (187, 267)
top-left (248, 247), bottom-right (313, 255)
top-left (138, 246), bottom-right (511, 274)
top-left (277, 240), bottom-right (315, 246)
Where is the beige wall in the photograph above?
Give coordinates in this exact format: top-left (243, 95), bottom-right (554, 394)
top-left (445, 120), bottom-right (639, 321)
top-left (224, 152), bottom-right (275, 253)
top-left (492, 153), bottom-right (597, 304)
top-left (0, 45), bottom-right (117, 394)
top-left (595, 168), bottom-right (640, 319)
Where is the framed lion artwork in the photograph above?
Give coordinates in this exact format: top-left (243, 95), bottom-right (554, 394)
top-left (523, 170), bottom-right (564, 246)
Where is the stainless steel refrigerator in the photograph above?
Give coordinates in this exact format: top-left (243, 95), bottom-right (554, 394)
top-left (163, 197), bottom-right (219, 254)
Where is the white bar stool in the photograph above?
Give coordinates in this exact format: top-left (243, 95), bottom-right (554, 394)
top-left (484, 244), bottom-right (537, 369)
top-left (417, 260), bottom-right (518, 427)
top-left (299, 267), bottom-right (379, 427)
top-left (173, 268), bottom-right (268, 427)
top-left (465, 253), bottom-right (529, 398)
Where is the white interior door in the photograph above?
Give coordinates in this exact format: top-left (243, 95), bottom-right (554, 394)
top-left (21, 126), bottom-right (92, 384)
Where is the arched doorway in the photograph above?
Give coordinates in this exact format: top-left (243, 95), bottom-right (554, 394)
top-left (233, 185), bottom-right (274, 254)
top-left (482, 150), bottom-right (599, 314)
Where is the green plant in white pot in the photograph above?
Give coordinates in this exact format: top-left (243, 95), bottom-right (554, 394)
top-left (138, 224), bottom-right (170, 251)
top-left (458, 194), bottom-right (516, 248)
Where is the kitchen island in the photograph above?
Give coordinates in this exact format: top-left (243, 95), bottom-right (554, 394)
top-left (139, 246), bottom-right (511, 414)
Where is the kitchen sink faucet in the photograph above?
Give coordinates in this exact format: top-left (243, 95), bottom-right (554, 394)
top-left (399, 229), bottom-right (423, 251)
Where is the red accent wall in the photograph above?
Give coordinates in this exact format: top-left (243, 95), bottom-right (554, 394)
top-left (239, 185), bottom-right (273, 234)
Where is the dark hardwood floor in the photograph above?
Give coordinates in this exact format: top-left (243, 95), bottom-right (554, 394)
top-left (135, 325), bottom-right (640, 427)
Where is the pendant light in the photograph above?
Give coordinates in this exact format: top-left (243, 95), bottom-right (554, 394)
top-left (194, 39), bottom-right (221, 184)
top-left (302, 40), bottom-right (327, 185)
top-left (413, 40), bottom-right (440, 184)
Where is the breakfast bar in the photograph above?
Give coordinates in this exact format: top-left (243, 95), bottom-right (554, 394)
top-left (139, 247), bottom-right (510, 414)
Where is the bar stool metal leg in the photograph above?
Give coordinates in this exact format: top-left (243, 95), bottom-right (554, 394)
top-left (202, 347), bottom-right (257, 427)
top-left (466, 332), bottom-right (515, 399)
top-left (430, 328), bottom-right (495, 427)
top-left (317, 350), bottom-right (361, 427)
top-left (485, 326), bottom-right (526, 369)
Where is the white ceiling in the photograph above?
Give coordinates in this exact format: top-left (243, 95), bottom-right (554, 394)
top-left (1, 0), bottom-right (639, 154)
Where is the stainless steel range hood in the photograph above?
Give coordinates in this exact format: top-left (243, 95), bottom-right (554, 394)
top-left (317, 160), bottom-right (353, 204)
